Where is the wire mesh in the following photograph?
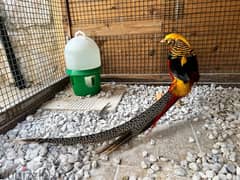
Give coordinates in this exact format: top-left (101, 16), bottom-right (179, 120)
top-left (69, 0), bottom-right (167, 25)
top-left (66, 0), bottom-right (240, 76)
top-left (93, 34), bottom-right (166, 74)
top-left (0, 0), bottom-right (66, 114)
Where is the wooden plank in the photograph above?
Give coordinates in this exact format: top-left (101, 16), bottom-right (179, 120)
top-left (72, 20), bottom-right (240, 37)
top-left (72, 20), bottom-right (163, 36)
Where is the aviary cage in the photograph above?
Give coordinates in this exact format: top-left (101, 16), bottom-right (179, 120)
top-left (0, 0), bottom-right (239, 132)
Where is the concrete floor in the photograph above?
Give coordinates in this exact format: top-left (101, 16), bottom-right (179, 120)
top-left (88, 118), bottom-right (239, 180)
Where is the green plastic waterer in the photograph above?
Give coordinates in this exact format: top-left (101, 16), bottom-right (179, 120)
top-left (64, 31), bottom-right (101, 96)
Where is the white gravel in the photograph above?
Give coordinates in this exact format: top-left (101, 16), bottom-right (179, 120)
top-left (0, 84), bottom-right (239, 179)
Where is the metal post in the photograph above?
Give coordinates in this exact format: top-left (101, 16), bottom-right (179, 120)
top-left (0, 16), bottom-right (26, 89)
top-left (65, 0), bottom-right (73, 38)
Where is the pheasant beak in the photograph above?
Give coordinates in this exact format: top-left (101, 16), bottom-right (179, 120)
top-left (160, 39), bottom-right (166, 43)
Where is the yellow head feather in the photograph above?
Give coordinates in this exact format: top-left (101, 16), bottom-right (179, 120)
top-left (164, 33), bottom-right (191, 47)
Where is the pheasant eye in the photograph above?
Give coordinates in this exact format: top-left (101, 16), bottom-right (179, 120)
top-left (167, 39), bottom-right (175, 45)
top-left (166, 40), bottom-right (171, 45)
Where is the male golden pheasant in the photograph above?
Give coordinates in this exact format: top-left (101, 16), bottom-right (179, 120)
top-left (18, 33), bottom-right (199, 154)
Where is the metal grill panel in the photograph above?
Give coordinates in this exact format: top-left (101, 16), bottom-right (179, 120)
top-left (0, 1), bottom-right (66, 115)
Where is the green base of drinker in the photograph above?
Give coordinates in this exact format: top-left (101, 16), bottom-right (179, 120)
top-left (66, 67), bottom-right (101, 96)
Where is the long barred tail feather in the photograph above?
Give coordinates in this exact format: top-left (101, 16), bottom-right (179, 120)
top-left (16, 91), bottom-right (180, 151)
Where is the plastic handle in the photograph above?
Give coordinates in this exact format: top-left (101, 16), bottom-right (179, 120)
top-left (85, 75), bottom-right (95, 87)
top-left (75, 31), bottom-right (86, 37)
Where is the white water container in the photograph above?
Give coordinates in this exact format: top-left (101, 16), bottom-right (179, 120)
top-left (64, 31), bottom-right (101, 70)
top-left (64, 31), bottom-right (101, 96)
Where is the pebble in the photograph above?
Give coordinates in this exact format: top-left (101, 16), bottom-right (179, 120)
top-left (91, 160), bottom-right (98, 169)
top-left (212, 149), bottom-right (219, 154)
top-left (142, 177), bottom-right (153, 180)
top-left (237, 166), bottom-right (240, 175)
top-left (83, 171), bottom-right (90, 178)
top-left (159, 157), bottom-right (169, 162)
top-left (67, 154), bottom-right (78, 163)
top-left (141, 161), bottom-right (149, 169)
top-left (150, 139), bottom-right (156, 145)
top-left (100, 154), bottom-right (109, 161)
top-left (192, 172), bottom-right (201, 180)
top-left (82, 164), bottom-right (91, 171)
top-left (212, 163), bottom-right (222, 172)
top-left (142, 151), bottom-right (148, 158)
top-left (226, 173), bottom-right (232, 179)
top-left (128, 175), bottom-right (137, 180)
top-left (205, 170), bottom-right (215, 178)
top-left (59, 154), bottom-right (68, 164)
top-left (199, 171), bottom-right (207, 179)
top-left (197, 152), bottom-right (205, 158)
top-left (49, 166), bottom-right (56, 177)
top-left (208, 133), bottom-right (216, 140)
top-left (14, 158), bottom-right (25, 165)
top-left (61, 164), bottom-right (73, 173)
top-left (39, 146), bottom-right (48, 157)
top-left (189, 162), bottom-right (199, 171)
top-left (129, 176), bottom-right (137, 180)
top-left (186, 152), bottom-right (197, 162)
top-left (82, 155), bottom-right (89, 162)
top-left (74, 162), bottom-right (82, 170)
top-left (151, 163), bottom-right (160, 172)
top-left (147, 168), bottom-right (154, 174)
top-left (188, 137), bottom-right (195, 143)
top-left (219, 165), bottom-right (228, 174)
top-left (25, 147), bottom-right (40, 160)
top-left (26, 157), bottom-right (43, 172)
top-left (226, 163), bottom-right (236, 174)
top-left (212, 175), bottom-right (219, 180)
top-left (196, 158), bottom-right (201, 164)
top-left (229, 152), bottom-right (236, 162)
top-left (174, 167), bottom-right (187, 176)
top-left (218, 174), bottom-right (227, 180)
top-left (6, 149), bottom-right (16, 160)
top-left (149, 155), bottom-right (157, 162)
top-left (180, 160), bottom-right (188, 168)
top-left (113, 157), bottom-right (121, 165)
top-left (193, 117), bottom-right (199, 122)
top-left (75, 169), bottom-right (84, 179)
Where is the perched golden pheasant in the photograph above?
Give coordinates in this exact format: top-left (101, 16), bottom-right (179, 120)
top-left (18, 33), bottom-right (199, 154)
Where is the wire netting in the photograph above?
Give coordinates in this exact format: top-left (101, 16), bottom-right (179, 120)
top-left (0, 0), bottom-right (66, 113)
top-left (67, 0), bottom-right (240, 75)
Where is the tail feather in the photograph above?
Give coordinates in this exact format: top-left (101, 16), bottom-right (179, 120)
top-left (151, 94), bottom-right (179, 128)
top-left (16, 91), bottom-right (180, 150)
top-left (96, 131), bottom-right (132, 154)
